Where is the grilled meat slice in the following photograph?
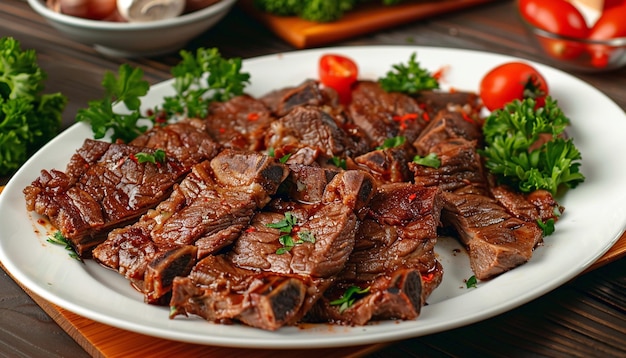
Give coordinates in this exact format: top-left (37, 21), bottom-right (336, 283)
top-left (307, 183), bottom-right (443, 325)
top-left (259, 79), bottom-right (338, 118)
top-left (170, 167), bottom-right (374, 329)
top-left (410, 138), bottom-right (486, 192)
top-left (24, 121), bottom-right (219, 257)
top-left (203, 95), bottom-right (274, 151)
top-left (170, 255), bottom-right (311, 331)
top-left (412, 110), bottom-right (483, 156)
top-left (353, 143), bottom-right (416, 184)
top-left (441, 188), bottom-right (544, 280)
top-left (264, 105), bottom-right (364, 165)
top-left (348, 81), bottom-right (428, 147)
top-left (92, 149), bottom-right (289, 304)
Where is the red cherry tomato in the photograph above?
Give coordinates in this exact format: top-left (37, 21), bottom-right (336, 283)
top-left (587, 3), bottom-right (626, 68)
top-left (60, 0), bottom-right (117, 20)
top-left (518, 0), bottom-right (589, 60)
top-left (318, 54), bottom-right (358, 105)
top-left (479, 62), bottom-right (549, 111)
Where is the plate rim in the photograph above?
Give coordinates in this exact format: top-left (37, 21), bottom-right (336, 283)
top-left (1, 45), bottom-right (625, 349)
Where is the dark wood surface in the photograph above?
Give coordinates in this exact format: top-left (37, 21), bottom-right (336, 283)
top-left (1, 0), bottom-right (625, 357)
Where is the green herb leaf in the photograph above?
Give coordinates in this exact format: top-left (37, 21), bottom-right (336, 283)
top-left (76, 64), bottom-right (150, 143)
top-left (466, 275), bottom-right (477, 288)
top-left (266, 212), bottom-right (316, 254)
top-left (134, 149), bottom-right (166, 165)
top-left (329, 156), bottom-right (347, 169)
top-left (0, 37), bottom-right (67, 175)
top-left (412, 153), bottom-right (441, 168)
top-left (279, 153), bottom-right (292, 163)
top-left (266, 211), bottom-right (297, 232)
top-left (376, 135), bottom-right (406, 150)
top-left (163, 48), bottom-right (250, 119)
top-left (378, 53), bottom-right (439, 94)
top-left (537, 218), bottom-right (556, 236)
top-left (330, 285), bottom-right (371, 313)
top-left (47, 231), bottom-right (82, 262)
top-left (480, 96), bottom-right (585, 195)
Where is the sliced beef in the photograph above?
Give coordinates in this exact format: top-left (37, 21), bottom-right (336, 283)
top-left (169, 168), bottom-right (374, 330)
top-left (24, 121), bottom-right (219, 257)
top-left (306, 268), bottom-right (424, 325)
top-left (264, 105), bottom-right (363, 164)
top-left (412, 110), bottom-right (483, 156)
top-left (129, 119), bottom-right (220, 168)
top-left (259, 79), bottom-right (338, 118)
top-left (348, 81), bottom-right (429, 147)
top-left (170, 255), bottom-right (312, 331)
top-left (307, 183), bottom-right (443, 325)
top-left (203, 95), bottom-right (274, 151)
top-left (410, 138), bottom-right (486, 192)
top-left (92, 149), bottom-right (289, 304)
top-left (414, 90), bottom-right (482, 121)
top-left (24, 141), bottom-right (188, 257)
top-left (490, 185), bottom-right (564, 223)
top-left (353, 143), bottom-right (415, 184)
top-left (441, 188), bottom-right (543, 280)
top-left (277, 164), bottom-right (340, 204)
top-left (409, 137), bottom-right (544, 281)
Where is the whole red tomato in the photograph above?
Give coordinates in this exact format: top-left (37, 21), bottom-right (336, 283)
top-left (318, 54), bottom-right (358, 105)
top-left (518, 0), bottom-right (589, 59)
top-left (59, 0), bottom-right (117, 20)
top-left (479, 62), bottom-right (549, 111)
top-left (587, 3), bottom-right (626, 68)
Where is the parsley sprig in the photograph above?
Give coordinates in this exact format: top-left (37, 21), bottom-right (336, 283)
top-left (376, 135), bottom-right (406, 150)
top-left (76, 48), bottom-right (250, 143)
top-left (266, 212), bottom-right (316, 254)
top-left (378, 53), bottom-right (439, 94)
top-left (47, 231), bottom-right (82, 262)
top-left (134, 148), bottom-right (166, 165)
top-left (480, 96), bottom-right (585, 196)
top-left (76, 64), bottom-right (150, 143)
top-left (413, 153), bottom-right (441, 168)
top-left (330, 285), bottom-right (371, 313)
top-left (164, 48), bottom-right (250, 119)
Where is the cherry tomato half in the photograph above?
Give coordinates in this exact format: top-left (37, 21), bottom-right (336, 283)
top-left (318, 54), bottom-right (358, 105)
top-left (518, 0), bottom-right (589, 60)
top-left (59, 0), bottom-right (117, 20)
top-left (479, 62), bottom-right (549, 111)
top-left (587, 3), bottom-right (626, 68)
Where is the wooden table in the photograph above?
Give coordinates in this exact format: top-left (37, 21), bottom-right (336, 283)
top-left (1, 0), bottom-right (625, 357)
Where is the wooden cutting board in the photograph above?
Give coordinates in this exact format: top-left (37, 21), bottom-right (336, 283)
top-left (238, 0), bottom-right (499, 48)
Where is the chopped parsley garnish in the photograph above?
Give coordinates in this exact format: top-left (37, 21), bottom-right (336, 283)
top-left (279, 153), bottom-right (292, 163)
top-left (266, 212), bottom-right (315, 254)
top-left (480, 96), bottom-right (585, 196)
top-left (47, 231), bottom-right (82, 262)
top-left (134, 149), bottom-right (166, 165)
top-left (413, 153), bottom-right (441, 168)
top-left (537, 218), bottom-right (556, 236)
top-left (378, 53), bottom-right (439, 94)
top-left (376, 135), bottom-right (406, 150)
top-left (466, 275), bottom-right (477, 289)
top-left (330, 156), bottom-right (347, 169)
top-left (330, 285), bottom-right (371, 313)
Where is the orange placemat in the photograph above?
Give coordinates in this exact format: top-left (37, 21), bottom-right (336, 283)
top-left (238, 0), bottom-right (498, 48)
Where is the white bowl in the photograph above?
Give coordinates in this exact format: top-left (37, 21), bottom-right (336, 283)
top-left (27, 0), bottom-right (237, 57)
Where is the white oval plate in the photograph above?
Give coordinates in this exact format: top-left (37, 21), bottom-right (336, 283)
top-left (1, 46), bottom-right (625, 349)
